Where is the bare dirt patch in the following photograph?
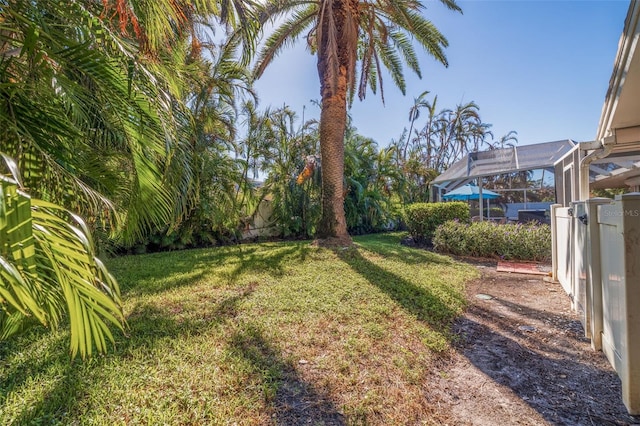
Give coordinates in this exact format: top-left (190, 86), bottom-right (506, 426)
top-left (428, 259), bottom-right (640, 425)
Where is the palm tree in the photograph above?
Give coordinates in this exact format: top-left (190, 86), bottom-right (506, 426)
top-left (404, 90), bottom-right (432, 162)
top-left (254, 0), bottom-right (461, 244)
top-left (430, 101), bottom-right (493, 171)
top-left (0, 0), bottom-right (259, 354)
top-left (492, 130), bottom-right (519, 150)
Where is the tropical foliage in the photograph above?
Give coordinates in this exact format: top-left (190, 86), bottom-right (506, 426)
top-left (243, 108), bottom-right (402, 239)
top-left (343, 125), bottom-right (403, 234)
top-left (0, 0), bottom-right (190, 244)
top-left (257, 105), bottom-right (322, 238)
top-left (0, 155), bottom-right (124, 358)
top-left (0, 0), bottom-right (262, 351)
top-left (132, 41), bottom-right (258, 252)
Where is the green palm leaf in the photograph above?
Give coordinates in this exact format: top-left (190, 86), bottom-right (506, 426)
top-left (1, 155), bottom-right (124, 359)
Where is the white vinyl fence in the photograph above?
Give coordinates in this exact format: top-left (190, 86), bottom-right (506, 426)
top-left (551, 193), bottom-right (640, 415)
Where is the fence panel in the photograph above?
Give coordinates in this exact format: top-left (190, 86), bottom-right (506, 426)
top-left (597, 193), bottom-right (640, 414)
top-left (571, 201), bottom-right (588, 332)
top-left (598, 203), bottom-right (625, 374)
top-left (554, 207), bottom-right (573, 295)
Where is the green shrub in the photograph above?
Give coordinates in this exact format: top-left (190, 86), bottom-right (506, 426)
top-left (404, 202), bottom-right (470, 241)
top-left (433, 220), bottom-right (551, 262)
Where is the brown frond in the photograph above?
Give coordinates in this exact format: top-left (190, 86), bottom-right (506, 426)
top-left (101, 0), bottom-right (149, 51)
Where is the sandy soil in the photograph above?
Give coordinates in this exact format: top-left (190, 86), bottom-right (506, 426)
top-left (427, 260), bottom-right (640, 426)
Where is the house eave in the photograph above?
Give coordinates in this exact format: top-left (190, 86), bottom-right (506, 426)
top-left (597, 0), bottom-right (640, 142)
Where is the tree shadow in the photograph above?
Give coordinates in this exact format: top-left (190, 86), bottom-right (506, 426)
top-left (108, 248), bottom-right (225, 296)
top-left (109, 242), bottom-right (311, 297)
top-left (2, 238), bottom-right (314, 424)
top-left (222, 243), bottom-right (312, 282)
top-left (0, 330), bottom-right (83, 422)
top-left (336, 247), bottom-right (463, 327)
top-left (228, 325), bottom-right (345, 425)
top-left (120, 282), bottom-right (258, 350)
top-left (354, 234), bottom-right (456, 266)
top-left (454, 316), bottom-right (638, 425)
top-left (0, 284), bottom-right (258, 424)
top-left (461, 301), bottom-right (589, 360)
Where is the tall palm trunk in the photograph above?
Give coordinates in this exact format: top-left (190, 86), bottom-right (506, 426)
top-left (314, 0), bottom-right (355, 244)
top-left (317, 80), bottom-right (350, 241)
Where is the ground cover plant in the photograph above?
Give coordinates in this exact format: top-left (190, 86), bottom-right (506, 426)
top-left (433, 220), bottom-right (552, 262)
top-left (0, 233), bottom-right (476, 425)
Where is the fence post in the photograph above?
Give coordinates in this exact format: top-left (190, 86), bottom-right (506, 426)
top-left (620, 193), bottom-right (640, 414)
top-left (584, 197), bottom-right (612, 350)
top-left (550, 203), bottom-right (562, 282)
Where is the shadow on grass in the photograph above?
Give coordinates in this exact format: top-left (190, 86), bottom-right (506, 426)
top-left (229, 325), bottom-right (345, 425)
top-left (107, 248), bottom-right (221, 296)
top-left (336, 247), bottom-right (464, 327)
top-left (121, 282), bottom-right (258, 349)
top-left (222, 243), bottom-right (312, 282)
top-left (353, 233), bottom-right (455, 266)
top-left (109, 242), bottom-right (312, 297)
top-left (0, 284), bottom-right (258, 424)
top-left (0, 328), bottom-right (90, 425)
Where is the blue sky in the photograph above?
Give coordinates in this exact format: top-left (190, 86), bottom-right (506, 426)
top-left (252, 0), bottom-right (630, 148)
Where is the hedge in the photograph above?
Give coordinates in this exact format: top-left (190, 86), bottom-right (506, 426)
top-left (404, 202), bottom-right (470, 242)
top-left (432, 220), bottom-right (551, 262)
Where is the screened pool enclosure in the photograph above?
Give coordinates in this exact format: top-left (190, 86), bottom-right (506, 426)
top-left (432, 140), bottom-right (576, 221)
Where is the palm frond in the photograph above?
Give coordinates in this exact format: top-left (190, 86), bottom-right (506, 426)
top-left (0, 0), bottom-right (183, 243)
top-left (377, 42), bottom-right (405, 95)
top-left (388, 30), bottom-right (420, 76)
top-left (254, 5), bottom-right (317, 79)
top-left (1, 157), bottom-right (124, 358)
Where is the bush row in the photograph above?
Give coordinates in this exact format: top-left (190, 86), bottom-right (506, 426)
top-left (403, 202), bottom-right (470, 242)
top-left (432, 220), bottom-right (551, 262)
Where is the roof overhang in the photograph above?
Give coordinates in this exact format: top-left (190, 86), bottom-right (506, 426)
top-left (579, 1), bottom-right (640, 192)
top-left (597, 0), bottom-right (640, 142)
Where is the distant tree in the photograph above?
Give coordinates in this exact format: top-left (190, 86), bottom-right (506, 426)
top-left (405, 90), bottom-right (433, 161)
top-left (490, 130), bottom-right (519, 150)
top-left (395, 93), bottom-right (504, 202)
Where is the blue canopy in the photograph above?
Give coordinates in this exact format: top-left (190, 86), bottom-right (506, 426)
top-left (442, 184), bottom-right (500, 201)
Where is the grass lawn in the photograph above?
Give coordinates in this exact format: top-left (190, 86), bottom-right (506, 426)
top-left (0, 233), bottom-right (478, 425)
